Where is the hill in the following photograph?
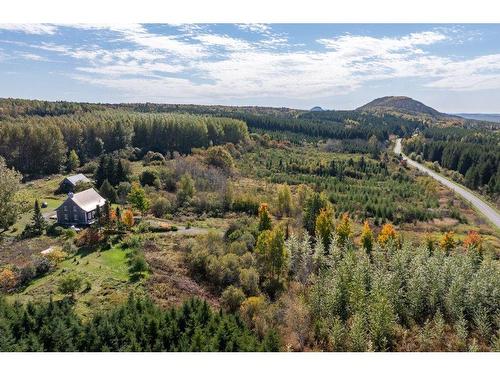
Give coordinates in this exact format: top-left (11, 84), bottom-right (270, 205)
top-left (356, 96), bottom-right (455, 120)
top-left (310, 106), bottom-right (324, 112)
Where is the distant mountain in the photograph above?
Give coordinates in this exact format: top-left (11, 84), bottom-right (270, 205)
top-left (356, 96), bottom-right (455, 120)
top-left (310, 106), bottom-right (324, 112)
top-left (454, 113), bottom-right (500, 123)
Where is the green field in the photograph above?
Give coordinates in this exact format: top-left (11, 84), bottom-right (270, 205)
top-left (8, 244), bottom-right (144, 319)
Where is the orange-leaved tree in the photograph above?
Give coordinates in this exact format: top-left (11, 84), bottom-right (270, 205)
top-left (378, 223), bottom-right (397, 247)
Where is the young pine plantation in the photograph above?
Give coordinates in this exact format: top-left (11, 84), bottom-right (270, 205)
top-left (0, 99), bottom-right (498, 352)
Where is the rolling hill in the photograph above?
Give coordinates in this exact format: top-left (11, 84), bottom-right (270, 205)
top-left (356, 96), bottom-right (452, 119)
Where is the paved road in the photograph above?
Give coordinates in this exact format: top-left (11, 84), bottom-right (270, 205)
top-left (394, 138), bottom-right (500, 229)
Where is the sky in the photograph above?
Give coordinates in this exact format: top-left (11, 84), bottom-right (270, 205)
top-left (0, 23), bottom-right (500, 112)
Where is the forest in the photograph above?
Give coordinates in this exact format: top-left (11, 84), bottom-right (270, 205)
top-left (403, 128), bottom-right (500, 198)
top-left (0, 98), bottom-right (499, 352)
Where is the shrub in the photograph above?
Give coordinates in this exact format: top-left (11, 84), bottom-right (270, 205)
top-left (143, 151), bottom-right (166, 165)
top-left (150, 197), bottom-right (171, 218)
top-left (45, 249), bottom-right (68, 264)
top-left (221, 286), bottom-right (246, 313)
top-left (117, 181), bottom-right (132, 204)
top-left (32, 256), bottom-right (52, 277)
top-left (0, 268), bottom-right (18, 292)
top-left (58, 274), bottom-right (82, 298)
top-left (140, 170), bottom-right (161, 188)
top-left (232, 196), bottom-right (259, 215)
top-left (206, 146), bottom-right (234, 173)
top-left (176, 173), bottom-right (196, 206)
top-left (47, 224), bottom-right (64, 237)
top-left (130, 253), bottom-right (149, 274)
top-left (239, 268), bottom-right (260, 296)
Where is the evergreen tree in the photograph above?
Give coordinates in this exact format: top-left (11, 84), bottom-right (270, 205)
top-left (22, 199), bottom-right (46, 237)
top-left (99, 179), bottom-right (118, 203)
top-left (94, 156), bottom-right (107, 188)
top-left (115, 159), bottom-right (128, 184)
top-left (32, 199), bottom-right (46, 235)
top-left (303, 192), bottom-right (328, 236)
top-left (67, 149), bottom-right (80, 172)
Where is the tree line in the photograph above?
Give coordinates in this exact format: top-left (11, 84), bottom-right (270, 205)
top-left (0, 294), bottom-right (279, 351)
top-left (403, 131), bottom-right (500, 195)
top-left (0, 111), bottom-right (248, 176)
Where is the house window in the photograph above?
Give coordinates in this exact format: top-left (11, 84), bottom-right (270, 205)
top-left (64, 214), bottom-right (68, 221)
top-left (64, 206), bottom-right (67, 212)
top-left (87, 212), bottom-right (92, 220)
top-left (74, 214), bottom-right (78, 221)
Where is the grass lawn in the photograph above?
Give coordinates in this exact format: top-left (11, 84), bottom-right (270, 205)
top-left (6, 197), bottom-right (64, 237)
top-left (8, 244), bottom-right (146, 319)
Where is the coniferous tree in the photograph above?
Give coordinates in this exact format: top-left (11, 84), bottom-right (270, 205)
top-left (67, 150), bottom-right (80, 172)
top-left (32, 199), bottom-right (46, 235)
top-left (99, 179), bottom-right (118, 203)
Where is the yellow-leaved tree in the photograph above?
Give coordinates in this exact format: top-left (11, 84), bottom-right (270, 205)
top-left (258, 203), bottom-right (272, 232)
top-left (439, 231), bottom-right (456, 254)
top-left (336, 212), bottom-right (352, 247)
top-left (360, 220), bottom-right (374, 255)
top-left (378, 223), bottom-right (397, 247)
top-left (315, 205), bottom-right (335, 250)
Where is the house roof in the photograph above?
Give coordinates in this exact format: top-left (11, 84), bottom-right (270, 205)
top-left (63, 173), bottom-right (91, 186)
top-left (57, 188), bottom-right (106, 212)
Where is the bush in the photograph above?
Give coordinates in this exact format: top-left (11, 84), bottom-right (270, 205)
top-left (0, 268), bottom-right (18, 292)
top-left (45, 249), bottom-right (68, 264)
top-left (117, 181), bottom-right (132, 204)
top-left (32, 256), bottom-right (52, 277)
top-left (58, 274), bottom-right (82, 298)
top-left (16, 264), bottom-right (35, 285)
top-left (130, 253), bottom-right (148, 274)
top-left (150, 197), bottom-right (171, 218)
top-left (232, 196), bottom-right (259, 215)
top-left (221, 286), bottom-right (246, 313)
top-left (140, 170), bottom-right (161, 188)
top-left (206, 146), bottom-right (234, 173)
top-left (239, 268), bottom-right (260, 296)
top-left (158, 168), bottom-right (176, 192)
top-left (47, 224), bottom-right (64, 237)
top-left (143, 151), bottom-right (166, 165)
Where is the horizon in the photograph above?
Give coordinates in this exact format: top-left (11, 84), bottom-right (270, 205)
top-left (2, 95), bottom-right (500, 115)
top-left (1, 24), bottom-right (500, 112)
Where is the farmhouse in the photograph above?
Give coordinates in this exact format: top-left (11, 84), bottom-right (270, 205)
top-left (59, 173), bottom-right (91, 192)
top-left (56, 188), bottom-right (106, 226)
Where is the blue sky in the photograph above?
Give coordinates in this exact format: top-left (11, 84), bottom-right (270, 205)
top-left (1, 23), bottom-right (500, 112)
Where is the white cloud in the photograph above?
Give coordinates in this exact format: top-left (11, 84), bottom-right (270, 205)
top-left (7, 25), bottom-right (500, 102)
top-left (237, 24), bottom-right (271, 35)
top-left (0, 24), bottom-right (57, 35)
top-left (193, 34), bottom-right (252, 51)
top-left (19, 52), bottom-right (47, 61)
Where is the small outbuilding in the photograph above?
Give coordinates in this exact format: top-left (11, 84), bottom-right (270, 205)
top-left (58, 173), bottom-right (91, 193)
top-left (56, 188), bottom-right (106, 226)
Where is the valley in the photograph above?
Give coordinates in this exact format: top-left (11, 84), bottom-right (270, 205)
top-left (0, 96), bottom-right (499, 352)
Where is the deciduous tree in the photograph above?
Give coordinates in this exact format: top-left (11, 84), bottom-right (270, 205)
top-left (315, 206), bottom-right (335, 250)
top-left (258, 203), bottom-right (272, 232)
top-left (128, 182), bottom-right (150, 215)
